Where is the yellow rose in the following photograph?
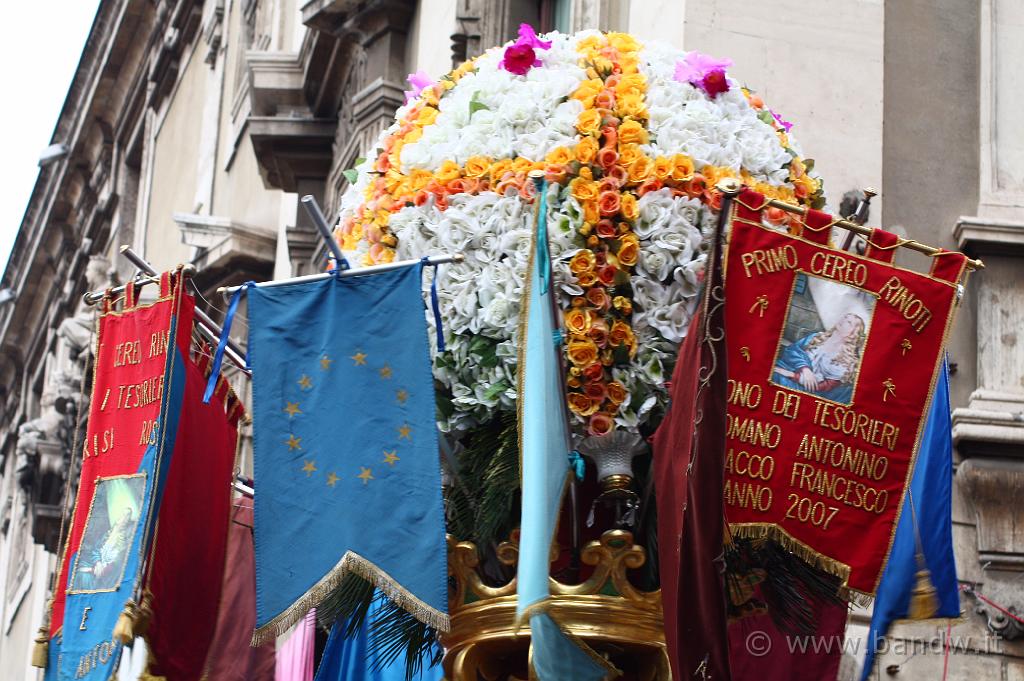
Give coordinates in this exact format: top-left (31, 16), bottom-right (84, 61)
top-left (582, 200), bottom-right (599, 225)
top-left (578, 35), bottom-right (604, 53)
top-left (512, 157), bottom-right (536, 174)
top-left (617, 93), bottom-right (647, 120)
top-left (410, 168), bottom-right (433, 191)
top-left (618, 119), bottom-right (649, 145)
top-left (545, 146), bottom-right (572, 166)
top-left (567, 338), bottom-right (600, 367)
top-left (572, 78), bottom-right (604, 107)
top-left (628, 156), bottom-right (654, 184)
top-left (653, 156), bottom-right (673, 181)
top-left (607, 32), bottom-right (640, 53)
top-left (435, 160), bottom-right (460, 184)
top-left (618, 143), bottom-right (642, 168)
top-left (569, 250), bottom-right (596, 274)
top-left (612, 295), bottom-right (633, 315)
top-left (416, 106), bottom-right (438, 127)
top-left (609, 321), bottom-right (634, 349)
top-left (575, 137), bottom-right (599, 164)
top-left (606, 381), bottom-right (628, 405)
top-left (403, 126), bottom-right (423, 144)
top-left (570, 177), bottom-right (599, 202)
top-left (489, 159), bottom-right (513, 181)
top-left (464, 156), bottom-right (491, 178)
top-left (617, 234), bottom-right (639, 266)
top-left (615, 73), bottom-right (646, 97)
top-left (576, 109), bottom-right (603, 136)
top-left (564, 308), bottom-right (592, 336)
top-left (577, 271), bottom-right (597, 287)
top-left (671, 154), bottom-right (695, 182)
top-left (592, 56), bottom-right (614, 73)
top-left (620, 193), bottom-right (639, 221)
top-left (568, 392), bottom-right (599, 416)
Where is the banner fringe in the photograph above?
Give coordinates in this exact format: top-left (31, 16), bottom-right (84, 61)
top-left (250, 551), bottom-right (450, 647)
top-left (730, 524), bottom-right (864, 595)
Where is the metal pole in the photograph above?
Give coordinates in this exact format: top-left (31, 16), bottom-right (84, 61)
top-left (217, 253), bottom-right (464, 297)
top-left (300, 195), bottom-right (347, 269)
top-left (118, 246), bottom-right (251, 375)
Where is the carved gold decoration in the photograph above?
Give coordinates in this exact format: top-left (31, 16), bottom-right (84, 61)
top-left (442, 530), bottom-right (669, 680)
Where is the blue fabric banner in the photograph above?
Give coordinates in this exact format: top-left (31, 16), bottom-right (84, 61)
top-left (314, 593), bottom-right (444, 681)
top-left (515, 182), bottom-right (616, 681)
top-left (860, 359), bottom-right (960, 679)
top-left (248, 264), bottom-right (448, 644)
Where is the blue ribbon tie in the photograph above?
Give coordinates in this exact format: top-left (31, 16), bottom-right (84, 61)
top-left (203, 282), bottom-right (252, 403)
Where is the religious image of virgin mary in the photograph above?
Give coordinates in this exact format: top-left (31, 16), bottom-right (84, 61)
top-left (72, 477), bottom-right (142, 591)
top-left (772, 312), bottom-right (867, 404)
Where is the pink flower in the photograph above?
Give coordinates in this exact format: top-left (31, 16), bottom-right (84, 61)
top-left (516, 23), bottom-right (552, 50)
top-left (501, 43), bottom-right (540, 75)
top-left (771, 109), bottom-right (793, 132)
top-left (674, 51), bottom-right (732, 98)
top-left (404, 70), bottom-right (434, 104)
top-left (500, 24), bottom-right (551, 75)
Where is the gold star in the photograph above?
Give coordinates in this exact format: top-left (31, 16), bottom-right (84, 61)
top-left (320, 355), bottom-right (333, 370)
top-left (302, 460), bottom-right (317, 477)
top-left (326, 472), bottom-right (340, 487)
top-left (284, 401), bottom-right (302, 417)
top-left (383, 450), bottom-right (400, 466)
top-left (286, 434), bottom-right (302, 450)
top-left (298, 374), bottom-right (313, 390)
top-left (398, 423), bottom-right (411, 440)
top-left (379, 364), bottom-right (393, 379)
top-left (357, 467), bottom-right (374, 485)
top-left (351, 351), bottom-right (367, 366)
top-left (396, 389), bottom-right (409, 404)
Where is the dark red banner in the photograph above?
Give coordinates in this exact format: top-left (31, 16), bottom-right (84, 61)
top-left (723, 189), bottom-right (966, 595)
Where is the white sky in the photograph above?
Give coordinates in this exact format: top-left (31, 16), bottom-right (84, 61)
top-left (0, 2), bottom-right (101, 275)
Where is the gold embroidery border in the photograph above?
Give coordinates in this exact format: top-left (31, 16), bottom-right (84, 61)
top-left (727, 205), bottom-right (966, 597)
top-left (764, 270), bottom-right (880, 409)
top-left (66, 472), bottom-right (149, 595)
top-left (251, 549), bottom-right (451, 647)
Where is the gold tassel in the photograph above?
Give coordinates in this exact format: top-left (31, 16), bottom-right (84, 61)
top-left (31, 625), bottom-right (49, 669)
top-left (113, 600), bottom-right (138, 644)
top-left (908, 566), bottom-right (939, 620)
top-left (134, 591), bottom-right (153, 637)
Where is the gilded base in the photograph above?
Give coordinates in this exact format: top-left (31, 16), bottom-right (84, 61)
top-left (442, 530), bottom-right (669, 680)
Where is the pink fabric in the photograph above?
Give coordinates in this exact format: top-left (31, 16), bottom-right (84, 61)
top-left (275, 608), bottom-right (316, 681)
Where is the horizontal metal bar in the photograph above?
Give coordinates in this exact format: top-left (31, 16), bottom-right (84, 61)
top-left (83, 275), bottom-right (161, 305)
top-left (117, 246), bottom-right (251, 375)
top-left (217, 253), bottom-right (465, 297)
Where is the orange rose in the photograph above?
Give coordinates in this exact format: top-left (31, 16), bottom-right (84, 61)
top-left (587, 412), bottom-right (615, 436)
top-left (595, 219), bottom-right (617, 239)
top-left (567, 376), bottom-right (582, 389)
top-left (565, 308), bottom-right (592, 336)
top-left (583, 362), bottom-right (605, 382)
top-left (570, 177), bottom-right (599, 202)
top-left (606, 165), bottom-right (628, 186)
top-left (575, 137), bottom-right (599, 164)
top-left (596, 146), bottom-right (619, 170)
top-left (687, 174), bottom-right (708, 197)
top-left (628, 156), bottom-right (654, 184)
top-left (620, 193), bottom-right (639, 221)
top-left (567, 338), bottom-right (600, 367)
top-left (606, 381), bottom-right (628, 405)
top-left (598, 190), bottom-right (621, 216)
top-left (586, 287), bottom-right (610, 310)
top-left (569, 250), bottom-right (596, 274)
top-left (618, 119), bottom-right (649, 145)
top-left (577, 109), bottom-right (603, 136)
top-left (584, 382), bottom-right (607, 402)
top-left (464, 155), bottom-right (491, 178)
top-left (637, 178), bottom-right (663, 196)
top-left (568, 392), bottom-right (599, 416)
top-left (594, 90), bottom-right (616, 111)
top-left (545, 164), bottom-right (569, 184)
top-left (599, 176), bottom-right (621, 193)
top-left (597, 264), bottom-right (617, 286)
top-left (588, 321), bottom-right (608, 347)
top-left (671, 154), bottom-right (695, 181)
top-left (747, 93), bottom-right (764, 109)
top-left (609, 320), bottom-right (634, 348)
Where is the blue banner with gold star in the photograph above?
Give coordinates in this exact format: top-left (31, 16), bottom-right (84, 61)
top-left (247, 264), bottom-right (449, 644)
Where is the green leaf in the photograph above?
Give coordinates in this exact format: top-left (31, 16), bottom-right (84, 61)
top-left (469, 91), bottom-right (490, 116)
top-left (757, 109), bottom-right (775, 126)
top-left (354, 156), bottom-right (366, 167)
top-left (467, 335), bottom-right (492, 356)
top-left (803, 158), bottom-right (815, 174)
top-left (482, 378), bottom-right (510, 402)
top-left (343, 168), bottom-right (358, 184)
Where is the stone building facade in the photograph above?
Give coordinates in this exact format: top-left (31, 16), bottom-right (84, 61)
top-left (0, 1), bottom-right (1020, 679)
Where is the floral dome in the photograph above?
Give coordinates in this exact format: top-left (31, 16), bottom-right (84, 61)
top-left (335, 28), bottom-right (824, 438)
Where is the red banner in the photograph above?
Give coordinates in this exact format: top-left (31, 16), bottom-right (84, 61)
top-left (723, 190), bottom-right (967, 595)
